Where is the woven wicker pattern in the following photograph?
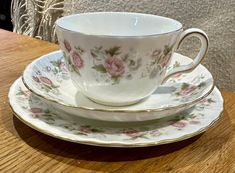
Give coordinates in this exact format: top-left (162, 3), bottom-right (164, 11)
top-left (11, 0), bottom-right (63, 42)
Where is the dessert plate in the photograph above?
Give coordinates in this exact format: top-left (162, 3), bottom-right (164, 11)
top-left (22, 51), bottom-right (214, 122)
top-left (9, 78), bottom-right (222, 147)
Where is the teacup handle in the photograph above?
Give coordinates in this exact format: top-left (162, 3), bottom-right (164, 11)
top-left (163, 28), bottom-right (209, 83)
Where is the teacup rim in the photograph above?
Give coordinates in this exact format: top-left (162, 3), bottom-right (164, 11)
top-left (55, 12), bottom-right (183, 38)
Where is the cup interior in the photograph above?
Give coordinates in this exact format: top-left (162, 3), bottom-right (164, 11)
top-left (56, 12), bottom-right (182, 37)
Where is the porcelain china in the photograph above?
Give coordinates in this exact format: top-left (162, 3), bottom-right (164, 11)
top-left (55, 12), bottom-right (209, 106)
top-left (9, 78), bottom-right (223, 147)
top-left (22, 51), bottom-right (214, 122)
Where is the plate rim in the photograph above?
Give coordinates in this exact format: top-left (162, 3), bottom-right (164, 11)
top-left (8, 78), bottom-right (223, 147)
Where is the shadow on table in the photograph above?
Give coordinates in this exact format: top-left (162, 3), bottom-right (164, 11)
top-left (12, 110), bottom-right (232, 172)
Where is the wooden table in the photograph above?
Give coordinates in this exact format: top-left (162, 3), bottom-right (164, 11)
top-left (0, 29), bottom-right (235, 173)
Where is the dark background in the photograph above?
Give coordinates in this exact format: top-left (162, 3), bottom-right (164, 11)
top-left (0, 0), bottom-right (13, 31)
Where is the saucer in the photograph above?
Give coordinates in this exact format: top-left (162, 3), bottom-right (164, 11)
top-left (9, 78), bottom-right (223, 147)
top-left (22, 51), bottom-right (214, 122)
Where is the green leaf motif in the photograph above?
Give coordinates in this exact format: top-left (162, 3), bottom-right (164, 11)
top-left (181, 83), bottom-right (189, 90)
top-left (62, 52), bottom-right (67, 58)
top-left (91, 128), bottom-right (104, 133)
top-left (198, 82), bottom-right (206, 88)
top-left (90, 51), bottom-right (97, 58)
top-left (111, 76), bottom-right (120, 85)
top-left (164, 45), bottom-right (173, 55)
top-left (76, 132), bottom-right (88, 136)
top-left (207, 98), bottom-right (215, 103)
top-left (50, 59), bottom-right (62, 68)
top-left (44, 110), bottom-right (50, 114)
top-left (16, 91), bottom-right (25, 96)
top-left (92, 65), bottom-right (107, 73)
top-left (105, 46), bottom-right (121, 56)
top-left (121, 54), bottom-right (129, 62)
top-left (173, 61), bottom-right (181, 68)
top-left (74, 46), bottom-right (84, 54)
top-left (68, 56), bottom-right (72, 65)
top-left (72, 65), bottom-right (81, 76)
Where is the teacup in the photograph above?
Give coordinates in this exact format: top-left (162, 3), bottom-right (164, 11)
top-left (55, 12), bottom-right (208, 106)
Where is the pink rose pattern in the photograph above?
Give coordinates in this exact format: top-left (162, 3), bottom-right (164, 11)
top-left (39, 76), bottom-right (53, 86)
top-left (32, 75), bottom-right (59, 93)
top-left (64, 40), bottom-right (71, 52)
top-left (160, 52), bottom-right (172, 68)
top-left (151, 45), bottom-right (173, 69)
top-left (72, 51), bottom-right (83, 69)
top-left (78, 125), bottom-right (92, 135)
top-left (104, 56), bottom-right (125, 77)
top-left (62, 40), bottom-right (173, 83)
top-left (16, 84), bottom-right (216, 140)
top-left (30, 108), bottom-right (43, 114)
top-left (62, 40), bottom-right (84, 74)
top-left (124, 129), bottom-right (145, 139)
top-left (172, 121), bottom-right (187, 128)
top-left (30, 108), bottom-right (43, 118)
top-left (32, 76), bottom-right (54, 87)
top-left (179, 85), bottom-right (197, 96)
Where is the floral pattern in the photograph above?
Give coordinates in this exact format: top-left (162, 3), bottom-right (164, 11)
top-left (61, 39), bottom-right (174, 84)
top-left (71, 51), bottom-right (84, 72)
top-left (151, 45), bottom-right (173, 68)
top-left (123, 129), bottom-right (146, 139)
top-left (32, 75), bottom-right (58, 92)
top-left (30, 55), bottom-right (70, 94)
top-left (172, 121), bottom-right (187, 128)
top-left (62, 41), bottom-right (85, 75)
top-left (9, 78), bottom-right (222, 146)
top-left (104, 56), bottom-right (125, 77)
top-left (63, 40), bottom-right (72, 53)
top-left (171, 74), bottom-right (212, 103)
top-left (23, 51), bottom-right (214, 121)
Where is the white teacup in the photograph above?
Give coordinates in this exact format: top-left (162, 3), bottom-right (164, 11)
top-left (55, 12), bottom-right (208, 106)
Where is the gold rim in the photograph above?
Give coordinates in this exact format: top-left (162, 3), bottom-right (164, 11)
top-left (22, 73), bottom-right (215, 113)
top-left (8, 100), bottom-right (223, 147)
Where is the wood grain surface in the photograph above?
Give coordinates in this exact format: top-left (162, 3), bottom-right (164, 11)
top-left (0, 29), bottom-right (235, 173)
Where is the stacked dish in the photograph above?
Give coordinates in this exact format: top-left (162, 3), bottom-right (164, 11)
top-left (8, 12), bottom-right (223, 147)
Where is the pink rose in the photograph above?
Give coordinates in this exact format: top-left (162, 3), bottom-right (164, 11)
top-left (72, 51), bottom-right (84, 69)
top-left (104, 56), bottom-right (125, 77)
top-left (22, 90), bottom-right (31, 97)
top-left (161, 53), bottom-right (172, 68)
top-left (30, 108), bottom-right (43, 118)
top-left (124, 129), bottom-right (144, 138)
top-left (172, 121), bottom-right (187, 128)
top-left (63, 40), bottom-right (71, 52)
top-left (180, 85), bottom-right (197, 96)
top-left (152, 49), bottom-right (161, 58)
top-left (79, 126), bottom-right (91, 134)
top-left (39, 76), bottom-right (53, 86)
top-left (30, 108), bottom-right (43, 114)
top-left (150, 130), bottom-right (161, 137)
